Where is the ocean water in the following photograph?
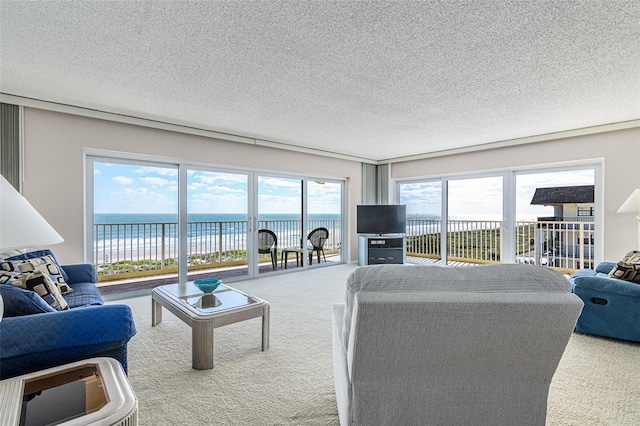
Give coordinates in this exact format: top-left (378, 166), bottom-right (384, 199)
top-left (93, 213), bottom-right (341, 260)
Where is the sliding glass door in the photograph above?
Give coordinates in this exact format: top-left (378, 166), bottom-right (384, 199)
top-left (399, 180), bottom-right (443, 264)
top-left (186, 168), bottom-right (249, 279)
top-left (88, 156), bottom-right (345, 287)
top-left (447, 176), bottom-right (503, 264)
top-left (514, 169), bottom-right (595, 270)
top-left (90, 160), bottom-right (179, 281)
top-left (396, 164), bottom-right (600, 271)
top-left (308, 180), bottom-right (343, 267)
top-left (256, 175), bottom-right (304, 274)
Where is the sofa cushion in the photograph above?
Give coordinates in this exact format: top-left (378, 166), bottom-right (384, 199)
top-left (64, 281), bottom-right (104, 308)
top-left (608, 250), bottom-right (640, 284)
top-left (1, 270), bottom-right (68, 312)
top-left (343, 264), bottom-right (571, 346)
top-left (1, 254), bottom-right (73, 295)
top-left (0, 283), bottom-right (56, 317)
top-left (4, 249), bottom-right (70, 282)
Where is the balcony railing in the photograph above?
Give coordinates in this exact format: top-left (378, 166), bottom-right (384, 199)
top-left (94, 217), bottom-right (593, 281)
top-left (406, 219), bottom-right (594, 272)
top-left (94, 219), bottom-right (341, 280)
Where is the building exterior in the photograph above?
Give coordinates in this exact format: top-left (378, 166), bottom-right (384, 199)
top-left (530, 185), bottom-right (595, 269)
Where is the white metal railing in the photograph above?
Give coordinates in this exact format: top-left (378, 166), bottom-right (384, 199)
top-left (94, 217), bottom-right (593, 279)
top-left (93, 219), bottom-right (341, 279)
top-left (406, 220), bottom-right (502, 262)
top-left (515, 220), bottom-right (595, 270)
top-left (406, 219), bottom-right (594, 270)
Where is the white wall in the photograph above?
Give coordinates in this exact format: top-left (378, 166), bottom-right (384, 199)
top-left (21, 108), bottom-right (363, 263)
top-left (392, 127), bottom-right (640, 261)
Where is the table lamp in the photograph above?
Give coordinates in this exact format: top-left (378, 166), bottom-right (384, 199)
top-left (0, 174), bottom-right (64, 252)
top-left (617, 188), bottom-right (640, 251)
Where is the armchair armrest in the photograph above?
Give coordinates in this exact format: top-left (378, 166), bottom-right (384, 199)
top-left (573, 275), bottom-right (640, 297)
top-left (595, 262), bottom-right (617, 274)
top-left (61, 263), bottom-right (98, 284)
top-left (0, 304), bottom-right (136, 359)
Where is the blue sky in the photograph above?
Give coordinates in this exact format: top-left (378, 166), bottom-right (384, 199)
top-left (93, 162), bottom-right (342, 215)
top-left (399, 169), bottom-right (595, 221)
top-left (94, 162), bottom-right (594, 220)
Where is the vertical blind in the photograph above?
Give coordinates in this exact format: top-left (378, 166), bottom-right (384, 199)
top-left (362, 162), bottom-right (391, 205)
top-left (0, 103), bottom-right (21, 190)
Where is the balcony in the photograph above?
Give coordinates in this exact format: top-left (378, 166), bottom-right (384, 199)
top-left (406, 219), bottom-right (594, 272)
top-left (94, 218), bottom-right (342, 282)
top-left (93, 218), bottom-right (593, 288)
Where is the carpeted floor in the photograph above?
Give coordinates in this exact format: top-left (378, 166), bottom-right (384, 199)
top-left (112, 264), bottom-right (640, 425)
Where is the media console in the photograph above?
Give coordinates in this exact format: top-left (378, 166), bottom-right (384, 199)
top-left (358, 235), bottom-right (406, 266)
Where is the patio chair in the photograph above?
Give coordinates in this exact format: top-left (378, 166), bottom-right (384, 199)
top-left (281, 227), bottom-right (329, 269)
top-left (258, 229), bottom-right (278, 270)
top-left (307, 227), bottom-right (328, 265)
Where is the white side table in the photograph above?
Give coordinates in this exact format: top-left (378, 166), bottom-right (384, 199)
top-left (0, 357), bottom-right (137, 426)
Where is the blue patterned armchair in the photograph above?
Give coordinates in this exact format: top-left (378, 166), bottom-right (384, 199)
top-left (0, 250), bottom-right (137, 380)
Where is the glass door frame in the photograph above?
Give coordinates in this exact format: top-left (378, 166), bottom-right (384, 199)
top-left (87, 152), bottom-right (347, 284)
top-left (395, 161), bottom-right (603, 266)
top-left (250, 172), bottom-right (347, 276)
top-left (251, 173), bottom-right (306, 276)
top-left (85, 155), bottom-right (181, 278)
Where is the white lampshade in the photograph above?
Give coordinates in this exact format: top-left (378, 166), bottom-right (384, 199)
top-left (618, 188), bottom-right (640, 251)
top-left (0, 174), bottom-right (64, 251)
top-left (617, 189), bottom-right (640, 214)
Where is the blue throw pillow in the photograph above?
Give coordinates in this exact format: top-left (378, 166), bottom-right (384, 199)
top-left (0, 284), bottom-right (56, 317)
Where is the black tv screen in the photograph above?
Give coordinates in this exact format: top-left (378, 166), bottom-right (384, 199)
top-left (357, 204), bottom-right (407, 234)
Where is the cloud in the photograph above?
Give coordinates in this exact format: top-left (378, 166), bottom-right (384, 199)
top-left (189, 192), bottom-right (247, 213)
top-left (133, 166), bottom-right (178, 176)
top-left (258, 194), bottom-right (302, 214)
top-left (112, 176), bottom-right (133, 185)
top-left (95, 186), bottom-right (177, 214)
top-left (139, 177), bottom-right (171, 186)
top-left (259, 177), bottom-right (302, 193)
top-left (194, 172), bottom-right (247, 186)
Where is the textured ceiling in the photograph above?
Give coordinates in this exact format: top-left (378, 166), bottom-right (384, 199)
top-left (1, 1), bottom-right (639, 162)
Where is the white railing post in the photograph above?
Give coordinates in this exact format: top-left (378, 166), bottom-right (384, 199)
top-left (161, 223), bottom-right (166, 267)
top-left (579, 223), bottom-right (585, 270)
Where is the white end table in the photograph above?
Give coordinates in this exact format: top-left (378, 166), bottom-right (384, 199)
top-left (0, 357), bottom-right (138, 426)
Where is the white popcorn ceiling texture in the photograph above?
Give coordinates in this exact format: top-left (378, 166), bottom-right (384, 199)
top-left (1, 1), bottom-right (638, 161)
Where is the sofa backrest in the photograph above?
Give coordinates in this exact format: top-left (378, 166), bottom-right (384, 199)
top-left (340, 264), bottom-right (584, 424)
top-left (342, 263), bottom-right (572, 347)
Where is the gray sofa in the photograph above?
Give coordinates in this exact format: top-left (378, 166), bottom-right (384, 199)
top-left (332, 264), bottom-right (583, 426)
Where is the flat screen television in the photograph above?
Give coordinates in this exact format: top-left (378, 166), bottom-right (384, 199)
top-left (356, 204), bottom-right (407, 234)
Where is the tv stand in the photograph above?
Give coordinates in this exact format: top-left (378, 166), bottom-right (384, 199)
top-left (358, 235), bottom-right (406, 266)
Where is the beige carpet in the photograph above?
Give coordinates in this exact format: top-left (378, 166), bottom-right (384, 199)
top-left (111, 264), bottom-right (640, 425)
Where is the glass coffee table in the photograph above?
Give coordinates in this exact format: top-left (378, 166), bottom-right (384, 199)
top-left (151, 282), bottom-right (270, 370)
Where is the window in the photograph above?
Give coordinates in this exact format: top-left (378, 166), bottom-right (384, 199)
top-left (396, 164), bottom-right (600, 271)
top-left (577, 207), bottom-right (594, 216)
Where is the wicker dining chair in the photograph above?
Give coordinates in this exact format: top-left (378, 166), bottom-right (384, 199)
top-left (258, 229), bottom-right (278, 270)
